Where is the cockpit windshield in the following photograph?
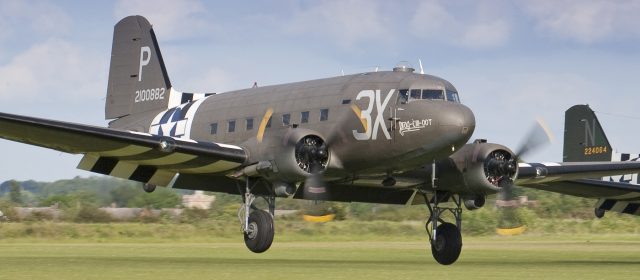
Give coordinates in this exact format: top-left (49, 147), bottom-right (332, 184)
top-left (423, 89), bottom-right (444, 100)
top-left (398, 88), bottom-right (460, 104)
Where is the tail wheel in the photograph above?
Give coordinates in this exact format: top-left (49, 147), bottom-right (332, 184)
top-left (431, 223), bottom-right (462, 265)
top-left (244, 210), bottom-right (274, 253)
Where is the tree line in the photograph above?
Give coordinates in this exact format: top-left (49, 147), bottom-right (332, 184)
top-left (0, 176), bottom-right (637, 229)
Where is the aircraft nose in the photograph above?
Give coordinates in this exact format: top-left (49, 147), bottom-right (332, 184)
top-left (439, 103), bottom-right (475, 126)
top-left (438, 103), bottom-right (476, 143)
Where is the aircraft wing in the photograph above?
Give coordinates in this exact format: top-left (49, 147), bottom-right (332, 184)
top-left (518, 178), bottom-right (640, 199)
top-left (0, 112), bottom-right (247, 186)
top-left (516, 162), bottom-right (640, 215)
top-left (516, 162), bottom-right (640, 185)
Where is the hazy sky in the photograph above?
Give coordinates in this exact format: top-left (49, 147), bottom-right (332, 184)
top-left (1, 0), bottom-right (639, 182)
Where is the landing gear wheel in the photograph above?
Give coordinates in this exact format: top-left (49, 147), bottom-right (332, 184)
top-left (431, 222), bottom-right (462, 265)
top-left (142, 183), bottom-right (156, 193)
top-left (244, 210), bottom-right (274, 253)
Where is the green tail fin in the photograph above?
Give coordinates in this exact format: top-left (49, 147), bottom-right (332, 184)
top-left (563, 105), bottom-right (612, 162)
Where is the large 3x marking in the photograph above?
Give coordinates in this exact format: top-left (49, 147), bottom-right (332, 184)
top-left (352, 89), bottom-right (395, 140)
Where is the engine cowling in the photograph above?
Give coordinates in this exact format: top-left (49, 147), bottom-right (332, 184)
top-left (264, 128), bottom-right (330, 184)
top-left (439, 141), bottom-right (518, 195)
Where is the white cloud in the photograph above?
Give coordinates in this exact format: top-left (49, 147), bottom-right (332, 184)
top-left (521, 0), bottom-right (640, 43)
top-left (114, 0), bottom-right (212, 40)
top-left (459, 20), bottom-right (511, 48)
top-left (182, 67), bottom-right (234, 93)
top-left (286, 0), bottom-right (392, 48)
top-left (0, 0), bottom-right (72, 43)
top-left (410, 0), bottom-right (512, 49)
top-left (0, 39), bottom-right (105, 102)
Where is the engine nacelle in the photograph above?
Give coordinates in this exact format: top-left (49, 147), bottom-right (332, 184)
top-left (438, 140), bottom-right (518, 196)
top-left (253, 128), bottom-right (330, 184)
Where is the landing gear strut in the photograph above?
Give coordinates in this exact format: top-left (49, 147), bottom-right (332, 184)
top-left (238, 178), bottom-right (275, 253)
top-left (423, 161), bottom-right (463, 265)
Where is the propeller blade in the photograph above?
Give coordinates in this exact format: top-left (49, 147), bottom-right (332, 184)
top-left (299, 107), bottom-right (356, 202)
top-left (303, 171), bottom-right (329, 201)
top-left (514, 118), bottom-right (554, 159)
top-left (495, 119), bottom-right (552, 235)
top-left (496, 178), bottom-right (526, 235)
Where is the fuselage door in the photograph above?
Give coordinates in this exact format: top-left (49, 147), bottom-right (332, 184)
top-left (391, 89), bottom-right (410, 140)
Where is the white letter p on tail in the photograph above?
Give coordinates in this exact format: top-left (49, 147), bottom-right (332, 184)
top-left (138, 46), bottom-right (151, 82)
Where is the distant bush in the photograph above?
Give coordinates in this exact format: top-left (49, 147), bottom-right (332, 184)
top-left (463, 207), bottom-right (497, 235)
top-left (22, 211), bottom-right (56, 222)
top-left (178, 208), bottom-right (210, 223)
top-left (68, 205), bottom-right (113, 223)
top-left (128, 188), bottom-right (181, 209)
top-left (137, 208), bottom-right (161, 223)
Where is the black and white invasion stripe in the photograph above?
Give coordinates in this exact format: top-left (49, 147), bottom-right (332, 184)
top-left (77, 131), bottom-right (245, 187)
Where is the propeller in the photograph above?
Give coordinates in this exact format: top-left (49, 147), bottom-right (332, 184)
top-left (295, 105), bottom-right (363, 201)
top-left (294, 135), bottom-right (330, 200)
top-left (494, 119), bottom-right (553, 235)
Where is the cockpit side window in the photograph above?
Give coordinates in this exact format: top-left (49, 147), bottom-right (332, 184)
top-left (398, 89), bottom-right (409, 104)
top-left (422, 89), bottom-right (444, 100)
top-left (446, 90), bottom-right (460, 103)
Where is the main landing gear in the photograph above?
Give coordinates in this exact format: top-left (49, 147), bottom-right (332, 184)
top-left (423, 191), bottom-right (463, 265)
top-left (423, 161), bottom-right (463, 265)
top-left (238, 178), bottom-right (275, 253)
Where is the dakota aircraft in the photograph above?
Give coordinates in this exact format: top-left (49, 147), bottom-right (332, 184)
top-left (1, 16), bottom-right (639, 265)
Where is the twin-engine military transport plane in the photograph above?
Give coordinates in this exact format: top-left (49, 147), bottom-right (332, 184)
top-left (2, 16), bottom-right (640, 265)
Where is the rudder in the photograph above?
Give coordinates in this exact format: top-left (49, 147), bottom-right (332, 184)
top-left (106, 15), bottom-right (172, 120)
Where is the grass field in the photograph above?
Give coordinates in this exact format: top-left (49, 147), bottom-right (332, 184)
top-left (1, 235), bottom-right (639, 280)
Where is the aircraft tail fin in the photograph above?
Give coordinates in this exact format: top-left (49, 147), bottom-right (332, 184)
top-left (105, 15), bottom-right (175, 120)
top-left (563, 104), bottom-right (613, 162)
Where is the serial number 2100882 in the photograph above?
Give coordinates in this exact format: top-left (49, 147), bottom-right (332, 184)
top-left (135, 88), bottom-right (165, 103)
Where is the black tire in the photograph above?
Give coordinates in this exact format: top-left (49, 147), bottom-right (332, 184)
top-left (431, 222), bottom-right (462, 265)
top-left (142, 183), bottom-right (156, 193)
top-left (244, 210), bottom-right (274, 253)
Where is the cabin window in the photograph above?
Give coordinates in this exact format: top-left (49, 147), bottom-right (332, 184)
top-left (422, 89), bottom-right (444, 100)
top-left (228, 120), bottom-right (236, 133)
top-left (320, 109), bottom-right (329, 121)
top-left (282, 113), bottom-right (291, 126)
top-left (246, 118), bottom-right (254, 130)
top-left (446, 90), bottom-right (460, 103)
top-left (342, 99), bottom-right (351, 104)
top-left (210, 123), bottom-right (218, 135)
top-left (301, 111), bottom-right (309, 123)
